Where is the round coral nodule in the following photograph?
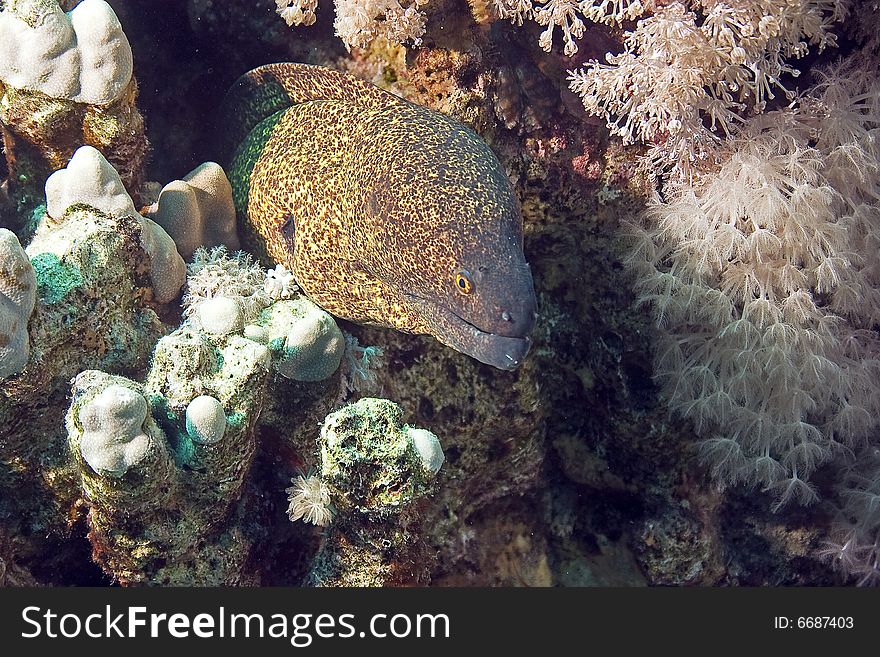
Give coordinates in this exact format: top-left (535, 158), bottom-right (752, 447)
top-left (185, 395), bottom-right (227, 445)
top-left (405, 426), bottom-right (445, 475)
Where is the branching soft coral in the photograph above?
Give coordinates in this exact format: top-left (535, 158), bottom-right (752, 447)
top-left (564, 1), bottom-right (846, 178)
top-left (821, 449), bottom-right (880, 586)
top-left (496, 0), bottom-right (650, 54)
top-left (275, 0), bottom-right (430, 50)
top-left (334, 0), bottom-right (430, 50)
top-left (627, 66), bottom-right (880, 510)
top-left (275, 0), bottom-right (318, 26)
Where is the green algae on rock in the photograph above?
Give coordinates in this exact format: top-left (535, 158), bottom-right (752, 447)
top-left (222, 63), bottom-right (537, 371)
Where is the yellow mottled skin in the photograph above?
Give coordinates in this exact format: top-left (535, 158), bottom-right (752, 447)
top-left (226, 64), bottom-right (536, 369)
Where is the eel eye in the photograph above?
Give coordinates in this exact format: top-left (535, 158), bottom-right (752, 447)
top-left (455, 270), bottom-right (474, 295)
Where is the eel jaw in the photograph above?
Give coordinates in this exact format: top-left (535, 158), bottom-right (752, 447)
top-left (446, 326), bottom-right (532, 371)
top-left (404, 294), bottom-right (533, 370)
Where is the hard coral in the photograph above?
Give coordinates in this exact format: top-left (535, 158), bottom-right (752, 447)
top-left (43, 146), bottom-right (185, 304)
top-left (244, 299), bottom-right (346, 382)
top-left (76, 382), bottom-right (158, 478)
top-left (143, 162), bottom-right (240, 260)
top-left (0, 0), bottom-right (148, 220)
top-left (305, 398), bottom-right (443, 586)
top-left (0, 228), bottom-right (35, 379)
top-left (66, 314), bottom-right (273, 583)
top-left (0, 0), bottom-right (133, 105)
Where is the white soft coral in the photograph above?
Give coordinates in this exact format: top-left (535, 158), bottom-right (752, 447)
top-left (286, 474), bottom-right (333, 526)
top-left (333, 0), bottom-right (430, 50)
top-left (566, 0), bottom-right (846, 178)
top-left (275, 0), bottom-right (319, 26)
top-left (627, 67), bottom-right (880, 509)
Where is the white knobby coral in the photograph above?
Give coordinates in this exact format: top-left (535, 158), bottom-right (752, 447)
top-left (194, 296), bottom-right (245, 336)
top-left (43, 146), bottom-right (186, 303)
top-left (143, 162), bottom-right (241, 260)
top-left (0, 0), bottom-right (133, 104)
top-left (286, 474), bottom-right (333, 526)
top-left (78, 384), bottom-right (153, 477)
top-left (404, 426), bottom-right (445, 475)
top-left (0, 229), bottom-right (36, 379)
top-left (45, 145), bottom-right (137, 219)
top-left (244, 298), bottom-right (345, 381)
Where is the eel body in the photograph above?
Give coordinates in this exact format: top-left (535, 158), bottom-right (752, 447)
top-left (222, 63), bottom-right (536, 370)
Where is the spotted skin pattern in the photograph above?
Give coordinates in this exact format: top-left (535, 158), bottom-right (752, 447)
top-left (225, 63), bottom-right (536, 369)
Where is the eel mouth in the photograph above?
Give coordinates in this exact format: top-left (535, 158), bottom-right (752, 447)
top-left (405, 294), bottom-right (533, 370)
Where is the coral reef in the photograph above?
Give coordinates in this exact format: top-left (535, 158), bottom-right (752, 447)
top-left (0, 135), bottom-right (169, 572)
top-left (1, 0), bottom-right (877, 589)
top-left (58, 240), bottom-right (361, 583)
top-left (14, 157), bottom-right (169, 401)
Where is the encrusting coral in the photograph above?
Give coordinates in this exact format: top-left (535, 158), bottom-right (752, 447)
top-left (60, 240), bottom-right (396, 583)
top-left (0, 144), bottom-right (171, 541)
top-left (64, 296), bottom-right (272, 583)
top-left (0, 0), bottom-right (149, 226)
top-left (244, 299), bottom-right (346, 382)
top-left (42, 145), bottom-right (186, 303)
top-left (12, 151), bottom-right (170, 401)
top-left (184, 248), bottom-right (346, 382)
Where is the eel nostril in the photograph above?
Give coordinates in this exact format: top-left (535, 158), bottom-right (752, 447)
top-left (502, 311), bottom-right (512, 322)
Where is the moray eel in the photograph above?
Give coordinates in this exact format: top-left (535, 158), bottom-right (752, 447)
top-left (221, 63), bottom-right (537, 370)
